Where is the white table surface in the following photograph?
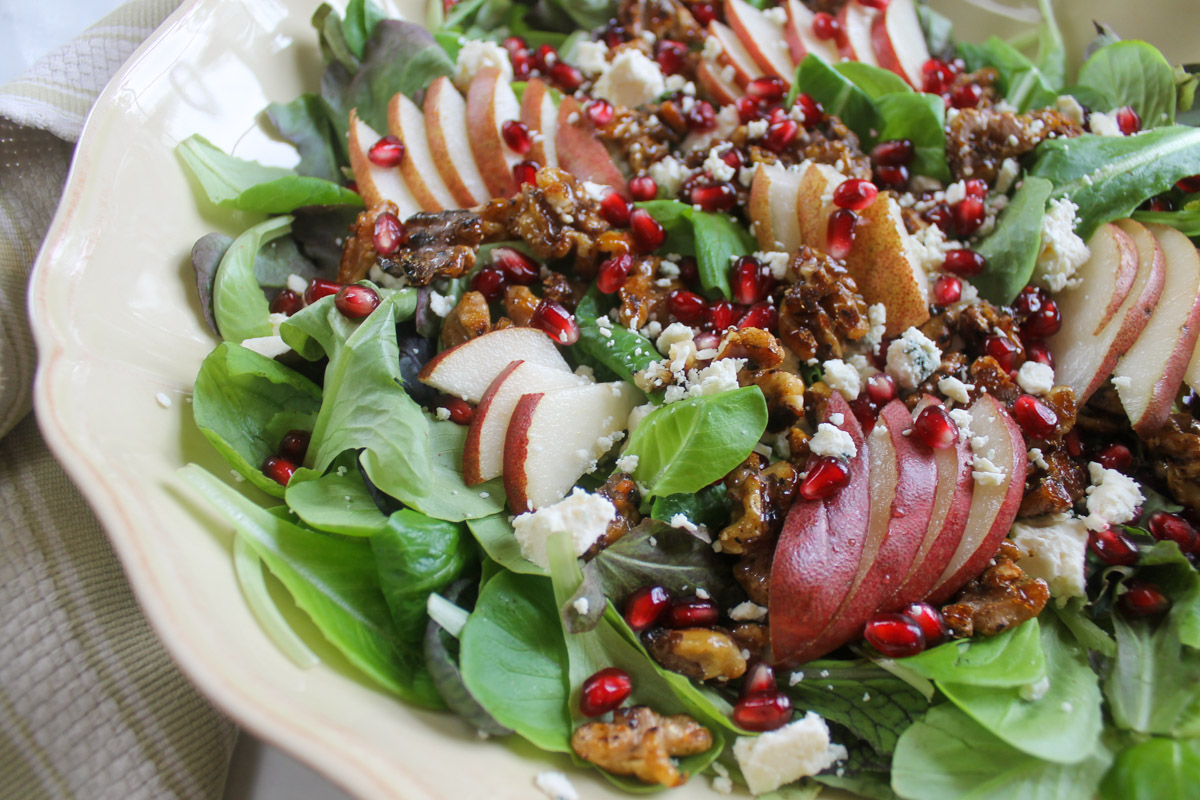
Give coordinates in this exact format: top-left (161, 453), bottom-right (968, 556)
top-left (3, 2), bottom-right (350, 798)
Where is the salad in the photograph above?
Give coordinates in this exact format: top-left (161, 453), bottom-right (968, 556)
top-left (176, 0), bottom-right (1200, 797)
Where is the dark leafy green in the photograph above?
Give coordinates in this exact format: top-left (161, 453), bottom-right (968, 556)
top-left (973, 177), bottom-right (1055, 305)
top-left (590, 519), bottom-right (736, 605)
top-left (834, 62), bottom-right (913, 100)
top-left (341, 0), bottom-right (386, 60)
top-left (574, 289), bottom-right (660, 393)
top-left (284, 470), bottom-right (388, 536)
top-left (266, 95), bottom-right (346, 183)
top-left (345, 20), bottom-right (455, 132)
top-left (1078, 41), bottom-right (1177, 128)
top-left (635, 200), bottom-right (755, 299)
top-left (650, 484), bottom-right (730, 532)
top-left (424, 586), bottom-right (511, 737)
top-left (874, 93), bottom-right (950, 181)
top-left (1100, 737), bottom-right (1200, 800)
top-left (900, 619), bottom-right (1046, 688)
top-left (190, 232), bottom-right (232, 335)
top-left (252, 235), bottom-right (319, 288)
top-left (960, 36), bottom-right (1058, 112)
top-left (796, 56), bottom-right (885, 138)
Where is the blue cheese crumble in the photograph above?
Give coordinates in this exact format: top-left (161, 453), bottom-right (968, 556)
top-left (886, 327), bottom-right (942, 390)
top-left (809, 422), bottom-right (856, 460)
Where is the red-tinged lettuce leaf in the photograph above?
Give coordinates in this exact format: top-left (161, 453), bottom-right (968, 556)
top-left (191, 232), bottom-right (232, 336)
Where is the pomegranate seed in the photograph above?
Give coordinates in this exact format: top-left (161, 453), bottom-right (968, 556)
top-left (535, 44), bottom-right (557, 70)
top-left (580, 667), bottom-right (633, 717)
top-left (501, 36), bottom-right (527, 56)
top-left (706, 300), bottom-right (737, 332)
top-left (832, 179), bottom-right (879, 212)
top-left (737, 95), bottom-right (765, 123)
top-left (1089, 527), bottom-right (1139, 566)
top-left (631, 208), bottom-right (667, 252)
top-left (764, 120), bottom-right (799, 152)
top-left (678, 257), bottom-right (699, 285)
top-left (262, 455), bottom-right (297, 486)
top-left (857, 0), bottom-right (890, 8)
top-left (373, 212), bottom-right (407, 256)
top-left (866, 373), bottom-right (897, 405)
top-left (626, 176), bottom-right (657, 202)
top-left (511, 51), bottom-right (534, 80)
top-left (913, 405), bottom-right (959, 450)
top-left (667, 290), bottom-right (707, 325)
top-left (278, 430), bottom-right (311, 462)
top-left (1144, 196), bottom-right (1175, 212)
top-left (800, 456), bottom-right (852, 500)
top-left (1116, 106), bottom-right (1141, 135)
top-left (434, 395), bottom-right (474, 425)
top-left (1024, 340), bottom-right (1054, 368)
top-left (624, 585), bottom-right (671, 631)
top-left (1176, 175), bottom-right (1200, 193)
top-left (795, 93), bottom-right (825, 126)
top-left (345, 180), bottom-right (359, 195)
top-left (747, 77), bottom-right (786, 104)
top-left (270, 289), bottom-right (303, 316)
top-left (687, 100), bottom-right (718, 133)
top-left (367, 135), bottom-right (404, 167)
top-left (471, 266), bottom-right (507, 302)
top-left (1022, 299), bottom-right (1062, 338)
top-left (304, 278), bottom-right (342, 305)
top-left (1121, 583), bottom-right (1171, 616)
top-left (501, 120), bottom-right (532, 154)
top-left (737, 302), bottom-right (778, 330)
top-left (872, 139), bottom-right (914, 167)
top-left (694, 331), bottom-right (721, 352)
top-left (335, 284), bottom-right (381, 319)
top-left (921, 59), bottom-right (955, 94)
top-left (602, 20), bottom-right (628, 48)
top-left (1096, 443), bottom-right (1133, 473)
top-left (923, 202), bottom-right (954, 233)
top-left (952, 83), bottom-right (984, 109)
top-left (513, 160), bottom-right (539, 187)
top-left (932, 274), bottom-right (962, 305)
top-left (691, 2), bottom-right (717, 25)
top-left (1013, 285), bottom-right (1045, 318)
top-left (491, 247), bottom-right (539, 285)
top-left (983, 335), bottom-right (1021, 373)
top-left (1149, 512), bottom-right (1199, 553)
top-left (597, 254), bottom-right (634, 294)
top-left (663, 597), bottom-right (720, 628)
top-left (875, 164), bottom-right (910, 191)
top-left (740, 662), bottom-right (777, 699)
top-left (943, 248), bottom-right (986, 277)
top-left (731, 256), bottom-right (773, 305)
top-left (550, 62), bottom-right (584, 91)
top-left (585, 99), bottom-right (614, 127)
top-left (827, 209), bottom-right (858, 258)
top-left (849, 396), bottom-right (877, 434)
top-left (812, 11), bottom-right (840, 40)
top-left (655, 39), bottom-right (688, 75)
top-left (1065, 428), bottom-right (1083, 458)
top-left (530, 300), bottom-right (579, 345)
top-left (902, 603), bottom-right (947, 647)
top-left (865, 612), bottom-right (926, 657)
top-left (720, 148), bottom-right (745, 169)
top-left (964, 179), bottom-right (989, 198)
top-left (690, 182), bottom-right (738, 212)
top-left (600, 191), bottom-right (633, 227)
top-left (1013, 394), bottom-right (1058, 439)
top-left (732, 692), bottom-right (793, 732)
top-left (952, 197), bottom-right (986, 237)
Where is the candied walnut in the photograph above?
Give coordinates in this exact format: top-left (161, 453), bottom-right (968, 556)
top-left (620, 0), bottom-right (706, 47)
top-left (797, 117), bottom-right (873, 180)
top-left (945, 106), bottom-right (1082, 184)
top-left (618, 256), bottom-right (664, 330)
top-left (370, 210), bottom-right (483, 286)
top-left (717, 327), bottom-right (785, 371)
top-left (744, 369), bottom-right (806, 430)
top-left (337, 200), bottom-right (400, 284)
top-left (941, 542), bottom-right (1050, 638)
top-left (502, 285), bottom-right (540, 327)
top-left (730, 623), bottom-right (769, 660)
top-left (1038, 385), bottom-right (1078, 441)
top-left (603, 104), bottom-right (686, 175)
top-left (594, 473), bottom-right (644, 549)
top-left (542, 269), bottom-right (586, 312)
top-left (908, 352), bottom-right (970, 409)
top-left (778, 247), bottom-right (870, 362)
top-left (733, 548), bottom-right (772, 607)
top-left (1075, 384), bottom-right (1128, 437)
top-left (968, 356), bottom-right (1021, 406)
top-left (719, 454), bottom-right (800, 555)
top-left (440, 291), bottom-right (491, 348)
top-left (643, 628), bottom-right (748, 681)
top-left (572, 706), bottom-right (713, 787)
top-left (1020, 446), bottom-right (1087, 518)
top-left (1146, 412), bottom-right (1200, 517)
top-left (950, 300), bottom-right (1024, 356)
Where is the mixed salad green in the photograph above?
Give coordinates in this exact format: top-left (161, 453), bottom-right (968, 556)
top-left (177, 0), bottom-right (1200, 797)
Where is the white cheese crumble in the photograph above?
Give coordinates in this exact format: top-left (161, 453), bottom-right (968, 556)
top-left (1028, 447), bottom-right (1050, 471)
top-left (1112, 375), bottom-right (1132, 391)
top-left (733, 712), bottom-right (848, 796)
top-left (435, 406), bottom-right (452, 421)
top-left (730, 601), bottom-right (768, 621)
top-left (581, 180), bottom-right (610, 203)
top-left (429, 290), bottom-right (455, 318)
top-left (763, 6), bottom-right (787, 25)
top-left (571, 39), bottom-right (609, 76)
top-left (670, 513), bottom-right (699, 534)
top-left (649, 156), bottom-right (691, 197)
top-left (995, 157), bottom-right (1021, 194)
top-left (656, 321), bottom-right (695, 355)
top-left (747, 119), bottom-right (769, 139)
top-left (453, 40), bottom-right (513, 90)
top-left (155, 392), bottom-right (172, 409)
top-left (1017, 361), bottom-right (1055, 396)
top-left (512, 488), bottom-right (617, 569)
top-left (615, 453), bottom-right (640, 473)
top-left (755, 251), bottom-right (790, 281)
top-left (711, 762), bottom-right (734, 795)
top-left (822, 359), bottom-right (862, 400)
top-left (572, 596), bottom-right (591, 616)
top-left (1084, 462), bottom-right (1145, 532)
top-left (1089, 110), bottom-right (1124, 137)
top-left (938, 376), bottom-right (973, 405)
top-left (809, 422), bottom-right (857, 460)
top-left (627, 403), bottom-right (655, 433)
top-left (534, 771), bottom-right (580, 800)
top-left (1020, 675), bottom-right (1051, 702)
top-left (240, 335), bottom-right (291, 359)
top-left (886, 327), bottom-right (942, 390)
top-left (944, 180), bottom-right (968, 206)
top-left (286, 273), bottom-right (309, 294)
top-left (1009, 513), bottom-right (1089, 599)
top-left (702, 35), bottom-right (724, 62)
top-left (908, 224), bottom-right (960, 275)
top-left (1055, 95), bottom-right (1086, 126)
top-left (592, 48), bottom-right (666, 109)
top-left (972, 452), bottom-right (1007, 486)
top-left (704, 146), bottom-right (736, 182)
top-left (368, 264), bottom-right (407, 289)
top-left (864, 303), bottom-right (887, 352)
top-left (1033, 198), bottom-right (1090, 293)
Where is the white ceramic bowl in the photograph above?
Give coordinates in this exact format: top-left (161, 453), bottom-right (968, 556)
top-left (27, 2), bottom-right (1199, 798)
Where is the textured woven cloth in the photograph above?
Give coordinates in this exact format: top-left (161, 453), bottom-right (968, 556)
top-left (0, 1), bottom-right (239, 798)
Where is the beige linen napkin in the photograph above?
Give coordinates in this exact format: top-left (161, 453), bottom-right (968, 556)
top-left (0, 1), bottom-right (238, 797)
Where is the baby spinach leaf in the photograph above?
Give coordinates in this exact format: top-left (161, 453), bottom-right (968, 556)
top-left (625, 386), bottom-right (767, 498)
top-left (1132, 207), bottom-right (1200, 236)
top-left (590, 519), bottom-right (736, 605)
top-left (181, 465), bottom-right (442, 706)
top-left (972, 177), bottom-right (1054, 305)
top-left (1055, 596), bottom-right (1116, 658)
top-left (1028, 126), bottom-right (1200, 239)
top-left (635, 200), bottom-right (753, 299)
top-left (797, 56), bottom-right (884, 138)
top-left (891, 703), bottom-right (1112, 800)
top-left (266, 94), bottom-right (345, 183)
top-left (635, 200), bottom-right (697, 255)
top-left (212, 216), bottom-right (292, 343)
top-left (313, 2), bottom-right (358, 73)
top-left (371, 509), bottom-right (474, 645)
top-left (460, 570), bottom-right (573, 753)
top-left (341, 0), bottom-right (386, 60)
top-left (346, 21), bottom-right (455, 132)
top-left (785, 660), bottom-right (930, 755)
top-left (936, 611), bottom-right (1102, 764)
top-left (540, 0), bottom-right (618, 31)
top-left (190, 232), bottom-right (232, 335)
top-left (574, 289), bottom-right (659, 392)
top-left (232, 532), bottom-right (321, 669)
top-left (834, 62), bottom-right (913, 100)
top-left (387, 419), bottom-right (507, 521)
top-left (918, 4), bottom-right (955, 61)
top-left (960, 37), bottom-right (1058, 112)
top-left (874, 93), bottom-right (951, 181)
top-left (900, 618), bottom-right (1046, 689)
top-left (466, 514), bottom-right (546, 575)
top-left (1100, 738), bottom-right (1200, 800)
top-left (192, 342), bottom-right (323, 497)
top-left (178, 135), bottom-right (362, 213)
top-left (284, 470), bottom-right (388, 536)
top-left (1079, 41), bottom-right (1177, 128)
top-left (650, 484), bottom-right (731, 532)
